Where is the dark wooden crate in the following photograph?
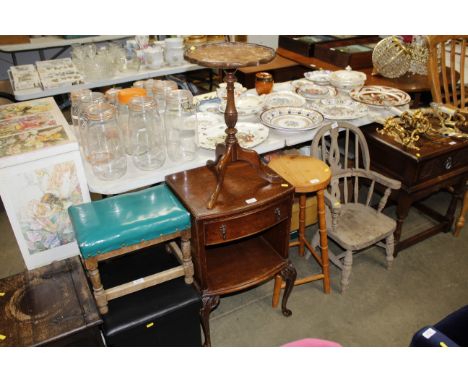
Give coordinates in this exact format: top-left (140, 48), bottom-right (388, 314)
top-left (0, 256), bottom-right (103, 347)
top-left (313, 36), bottom-right (381, 69)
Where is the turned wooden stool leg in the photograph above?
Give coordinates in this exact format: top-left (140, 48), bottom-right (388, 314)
top-left (272, 274), bottom-right (282, 308)
top-left (181, 230), bottom-right (194, 284)
top-left (298, 193), bottom-right (307, 257)
top-left (454, 190), bottom-right (468, 237)
top-left (317, 189), bottom-right (330, 294)
top-left (84, 258), bottom-right (108, 314)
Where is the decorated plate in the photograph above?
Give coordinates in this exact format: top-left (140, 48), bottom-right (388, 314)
top-left (304, 70), bottom-right (332, 85)
top-left (198, 122), bottom-right (268, 150)
top-left (197, 98), bottom-right (221, 113)
top-left (290, 79), bottom-right (310, 90)
top-left (308, 98), bottom-right (369, 120)
top-left (218, 93), bottom-right (264, 116)
top-left (264, 91), bottom-right (306, 108)
top-left (260, 107), bottom-right (324, 132)
top-left (296, 83), bottom-right (337, 99)
top-left (350, 85), bottom-right (411, 107)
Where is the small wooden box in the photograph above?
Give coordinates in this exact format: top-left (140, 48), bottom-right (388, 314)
top-left (0, 35), bottom-right (30, 45)
top-left (313, 36), bottom-right (381, 69)
top-left (0, 256), bottom-right (103, 347)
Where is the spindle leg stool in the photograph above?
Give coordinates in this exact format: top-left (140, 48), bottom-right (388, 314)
top-left (269, 155), bottom-right (331, 307)
top-left (68, 184), bottom-right (194, 315)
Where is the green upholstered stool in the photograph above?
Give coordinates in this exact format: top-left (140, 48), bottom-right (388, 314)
top-left (68, 184), bottom-right (194, 315)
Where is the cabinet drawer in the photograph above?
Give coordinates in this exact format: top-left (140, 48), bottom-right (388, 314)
top-left (418, 149), bottom-right (468, 181)
top-left (204, 201), bottom-right (290, 245)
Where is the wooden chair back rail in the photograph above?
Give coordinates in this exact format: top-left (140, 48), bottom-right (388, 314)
top-left (427, 35), bottom-right (468, 109)
top-left (309, 121), bottom-right (401, 292)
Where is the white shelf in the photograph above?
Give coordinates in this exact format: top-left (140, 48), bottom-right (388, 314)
top-left (12, 63), bottom-right (205, 101)
top-left (0, 35), bottom-right (132, 52)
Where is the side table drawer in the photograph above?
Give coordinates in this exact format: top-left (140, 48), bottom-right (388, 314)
top-left (204, 200), bottom-right (290, 245)
top-left (419, 149), bottom-right (468, 181)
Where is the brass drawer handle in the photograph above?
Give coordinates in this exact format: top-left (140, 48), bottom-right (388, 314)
top-left (445, 156), bottom-right (453, 170)
top-left (274, 207), bottom-right (281, 221)
top-left (219, 224), bottom-right (227, 240)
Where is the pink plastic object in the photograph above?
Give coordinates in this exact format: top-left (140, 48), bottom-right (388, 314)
top-left (282, 338), bottom-right (342, 347)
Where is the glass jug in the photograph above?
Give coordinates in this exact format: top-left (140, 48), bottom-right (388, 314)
top-left (78, 92), bottom-right (105, 156)
top-left (84, 103), bottom-right (127, 181)
top-left (164, 89), bottom-right (198, 162)
top-left (127, 96), bottom-right (166, 170)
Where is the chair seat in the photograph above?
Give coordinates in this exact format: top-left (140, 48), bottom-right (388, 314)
top-left (68, 184), bottom-right (190, 259)
top-left (327, 203), bottom-right (396, 251)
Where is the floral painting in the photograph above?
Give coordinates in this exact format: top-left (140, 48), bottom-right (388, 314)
top-left (11, 161), bottom-right (83, 255)
top-left (0, 99), bottom-right (54, 120)
top-left (0, 126), bottom-right (68, 158)
top-left (0, 112), bottom-right (61, 138)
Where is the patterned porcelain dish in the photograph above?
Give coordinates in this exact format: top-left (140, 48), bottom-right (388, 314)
top-left (198, 121), bottom-right (268, 150)
top-left (296, 83), bottom-right (337, 100)
top-left (218, 93), bottom-right (264, 116)
top-left (260, 107), bottom-right (324, 132)
top-left (329, 66), bottom-right (367, 93)
top-left (264, 91), bottom-right (306, 108)
top-left (290, 79), bottom-right (310, 90)
top-left (195, 111), bottom-right (224, 128)
top-left (304, 70), bottom-right (333, 86)
top-left (197, 98), bottom-right (221, 113)
top-left (349, 85), bottom-right (411, 107)
top-left (307, 98), bottom-right (369, 120)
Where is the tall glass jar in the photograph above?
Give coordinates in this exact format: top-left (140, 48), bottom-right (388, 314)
top-left (104, 87), bottom-right (121, 106)
top-left (84, 103), bottom-right (127, 181)
top-left (164, 89), bottom-right (198, 162)
top-left (78, 92), bottom-right (105, 156)
top-left (127, 96), bottom-right (166, 170)
top-left (152, 80), bottom-right (177, 113)
top-left (70, 88), bottom-right (92, 141)
top-left (116, 87), bottom-right (147, 154)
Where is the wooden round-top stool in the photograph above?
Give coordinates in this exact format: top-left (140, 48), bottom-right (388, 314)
top-left (268, 155), bottom-right (331, 307)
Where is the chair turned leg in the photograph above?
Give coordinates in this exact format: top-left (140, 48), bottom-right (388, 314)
top-left (454, 190), bottom-right (468, 237)
top-left (272, 274), bottom-right (282, 308)
top-left (181, 230), bottom-right (194, 284)
top-left (385, 234), bottom-right (395, 270)
top-left (341, 250), bottom-right (353, 293)
top-left (84, 258), bottom-right (108, 314)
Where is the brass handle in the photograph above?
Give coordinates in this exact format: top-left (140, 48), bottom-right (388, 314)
top-left (274, 207), bottom-right (281, 221)
top-left (445, 156), bottom-right (453, 170)
top-left (219, 224), bottom-right (227, 240)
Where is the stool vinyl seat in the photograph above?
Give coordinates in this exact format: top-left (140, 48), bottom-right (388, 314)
top-left (68, 184), bottom-right (190, 259)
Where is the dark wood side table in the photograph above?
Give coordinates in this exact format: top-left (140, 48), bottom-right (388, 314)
top-left (166, 161), bottom-right (296, 346)
top-left (0, 256), bottom-right (103, 346)
top-left (362, 123), bottom-right (468, 255)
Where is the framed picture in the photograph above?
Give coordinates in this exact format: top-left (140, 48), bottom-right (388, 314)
top-left (0, 150), bottom-right (90, 270)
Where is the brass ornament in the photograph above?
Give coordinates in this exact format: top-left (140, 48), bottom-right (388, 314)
top-left (377, 106), bottom-right (468, 150)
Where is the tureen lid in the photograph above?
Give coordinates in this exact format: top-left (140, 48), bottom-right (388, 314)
top-left (330, 66), bottom-right (367, 85)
